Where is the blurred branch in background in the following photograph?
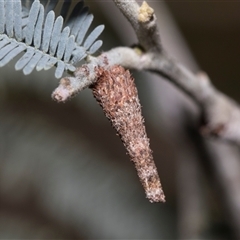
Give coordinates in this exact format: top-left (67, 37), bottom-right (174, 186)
top-left (0, 0), bottom-right (240, 239)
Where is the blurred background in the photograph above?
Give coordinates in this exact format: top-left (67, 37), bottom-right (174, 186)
top-left (0, 0), bottom-right (240, 239)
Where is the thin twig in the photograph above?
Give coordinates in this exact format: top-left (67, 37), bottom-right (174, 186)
top-left (113, 1), bottom-right (161, 52)
top-left (53, 45), bottom-right (240, 145)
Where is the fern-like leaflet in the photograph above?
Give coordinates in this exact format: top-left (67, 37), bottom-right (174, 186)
top-left (0, 0), bottom-right (104, 78)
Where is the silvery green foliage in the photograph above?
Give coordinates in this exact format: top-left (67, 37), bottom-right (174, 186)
top-left (0, 0), bottom-right (104, 78)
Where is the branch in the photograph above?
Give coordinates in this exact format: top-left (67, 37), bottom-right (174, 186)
top-left (111, 0), bottom-right (240, 145)
top-left (113, 1), bottom-right (161, 52)
top-left (53, 45), bottom-right (240, 145)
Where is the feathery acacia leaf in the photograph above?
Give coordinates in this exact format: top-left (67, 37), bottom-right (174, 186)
top-left (0, 0), bottom-right (104, 78)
